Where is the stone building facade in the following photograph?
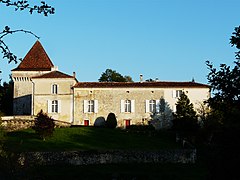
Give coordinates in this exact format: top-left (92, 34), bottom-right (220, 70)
top-left (73, 82), bottom-right (210, 128)
top-left (11, 41), bottom-right (210, 128)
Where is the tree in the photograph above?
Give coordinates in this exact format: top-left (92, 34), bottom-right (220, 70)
top-left (0, 1), bottom-right (54, 66)
top-left (150, 97), bottom-right (173, 129)
top-left (172, 92), bottom-right (198, 142)
top-left (175, 92), bottom-right (196, 119)
top-left (206, 29), bottom-right (240, 116)
top-left (124, 75), bottom-right (134, 82)
top-left (106, 113), bottom-right (117, 129)
top-left (204, 26), bottom-right (240, 180)
top-left (33, 110), bottom-right (55, 140)
top-left (0, 78), bottom-right (13, 115)
top-left (99, 69), bottom-right (133, 82)
top-left (0, 0), bottom-right (54, 16)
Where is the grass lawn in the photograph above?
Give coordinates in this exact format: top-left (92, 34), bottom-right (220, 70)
top-left (5, 126), bottom-right (180, 152)
top-left (2, 127), bottom-right (209, 179)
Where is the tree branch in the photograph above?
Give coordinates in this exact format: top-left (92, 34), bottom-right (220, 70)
top-left (0, 26), bottom-right (40, 63)
top-left (0, 0), bottom-right (55, 16)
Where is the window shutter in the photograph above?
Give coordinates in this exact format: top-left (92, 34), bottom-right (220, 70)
top-left (58, 100), bottom-right (61, 113)
top-left (94, 100), bottom-right (98, 113)
top-left (83, 100), bottom-right (88, 113)
top-left (120, 100), bottom-right (125, 113)
top-left (145, 100), bottom-right (150, 113)
top-left (156, 100), bottom-right (160, 113)
top-left (131, 100), bottom-right (135, 113)
top-left (51, 85), bottom-right (53, 94)
top-left (57, 84), bottom-right (59, 94)
top-left (47, 100), bottom-right (51, 113)
top-left (172, 90), bottom-right (176, 98)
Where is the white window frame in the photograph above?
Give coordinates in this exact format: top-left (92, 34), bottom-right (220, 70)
top-left (149, 100), bottom-right (156, 113)
top-left (176, 90), bottom-right (183, 98)
top-left (125, 100), bottom-right (131, 113)
top-left (48, 100), bottom-right (61, 113)
top-left (88, 100), bottom-right (94, 113)
top-left (121, 100), bottom-right (135, 113)
top-left (52, 84), bottom-right (58, 94)
top-left (83, 100), bottom-right (98, 113)
top-left (146, 99), bottom-right (160, 113)
top-left (172, 90), bottom-right (183, 98)
top-left (52, 100), bottom-right (58, 113)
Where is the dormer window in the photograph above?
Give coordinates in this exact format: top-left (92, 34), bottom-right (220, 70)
top-left (52, 84), bottom-right (58, 94)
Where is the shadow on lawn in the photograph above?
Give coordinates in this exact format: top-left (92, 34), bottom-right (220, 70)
top-left (6, 131), bottom-right (38, 139)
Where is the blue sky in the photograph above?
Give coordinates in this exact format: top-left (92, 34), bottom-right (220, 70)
top-left (1, 0), bottom-right (239, 84)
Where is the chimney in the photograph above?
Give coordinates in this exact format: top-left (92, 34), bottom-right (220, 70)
top-left (140, 74), bottom-right (143, 83)
top-left (192, 77), bottom-right (195, 83)
top-left (73, 72), bottom-right (76, 78)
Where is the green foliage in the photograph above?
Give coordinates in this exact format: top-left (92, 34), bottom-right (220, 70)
top-left (206, 26), bottom-right (240, 116)
top-left (230, 26), bottom-right (240, 60)
top-left (150, 97), bottom-right (173, 129)
top-left (175, 92), bottom-right (196, 119)
top-left (33, 110), bottom-right (55, 140)
top-left (99, 69), bottom-right (133, 82)
top-left (106, 113), bottom-right (117, 129)
top-left (0, 116), bottom-right (7, 164)
top-left (172, 92), bottom-right (198, 140)
top-left (0, 78), bottom-right (13, 115)
top-left (203, 26), bottom-right (240, 179)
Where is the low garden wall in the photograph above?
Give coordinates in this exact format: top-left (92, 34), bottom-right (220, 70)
top-left (18, 149), bottom-right (196, 166)
top-left (1, 116), bottom-right (71, 131)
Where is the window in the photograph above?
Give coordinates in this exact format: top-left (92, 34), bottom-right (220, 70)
top-left (52, 100), bottom-right (58, 113)
top-left (176, 90), bottom-right (183, 98)
top-left (48, 100), bottom-right (61, 113)
top-left (121, 100), bottom-right (135, 113)
top-left (173, 90), bottom-right (183, 98)
top-left (88, 100), bottom-right (94, 113)
top-left (146, 100), bottom-right (160, 113)
top-left (125, 100), bottom-right (131, 113)
top-left (52, 84), bottom-right (58, 94)
top-left (83, 100), bottom-right (98, 113)
top-left (149, 100), bottom-right (156, 113)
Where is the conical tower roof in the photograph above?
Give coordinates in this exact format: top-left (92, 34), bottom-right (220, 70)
top-left (12, 41), bottom-right (54, 71)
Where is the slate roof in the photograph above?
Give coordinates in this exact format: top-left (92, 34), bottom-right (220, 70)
top-left (32, 71), bottom-right (75, 79)
top-left (12, 41), bottom-right (54, 71)
top-left (73, 81), bottom-right (210, 88)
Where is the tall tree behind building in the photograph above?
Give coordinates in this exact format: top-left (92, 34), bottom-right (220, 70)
top-left (99, 69), bottom-right (133, 82)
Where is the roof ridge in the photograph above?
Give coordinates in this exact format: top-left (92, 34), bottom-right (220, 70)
top-left (73, 81), bottom-right (210, 88)
top-left (32, 70), bottom-right (75, 79)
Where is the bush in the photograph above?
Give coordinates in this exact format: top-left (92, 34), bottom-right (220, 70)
top-left (33, 110), bottom-right (55, 140)
top-left (106, 113), bottom-right (117, 129)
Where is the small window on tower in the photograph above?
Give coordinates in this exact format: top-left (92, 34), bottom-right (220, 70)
top-left (52, 84), bottom-right (58, 94)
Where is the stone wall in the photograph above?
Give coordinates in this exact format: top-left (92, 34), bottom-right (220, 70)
top-left (1, 116), bottom-right (35, 131)
top-left (18, 149), bottom-right (196, 167)
top-left (1, 116), bottom-right (71, 131)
